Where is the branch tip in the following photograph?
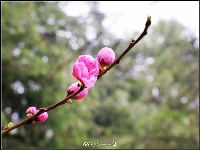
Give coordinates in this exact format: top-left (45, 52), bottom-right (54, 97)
top-left (147, 15), bottom-right (151, 21)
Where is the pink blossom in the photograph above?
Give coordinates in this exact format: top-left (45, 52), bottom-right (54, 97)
top-left (36, 111), bottom-right (48, 123)
top-left (72, 55), bottom-right (99, 88)
top-left (67, 82), bottom-right (88, 100)
top-left (97, 47), bottom-right (115, 70)
top-left (76, 55), bottom-right (99, 75)
top-left (26, 106), bottom-right (37, 115)
top-left (73, 62), bottom-right (88, 81)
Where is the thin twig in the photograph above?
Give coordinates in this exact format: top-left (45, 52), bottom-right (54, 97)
top-left (98, 16), bottom-right (151, 79)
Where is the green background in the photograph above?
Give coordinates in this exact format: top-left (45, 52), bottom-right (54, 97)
top-left (2, 2), bottom-right (199, 149)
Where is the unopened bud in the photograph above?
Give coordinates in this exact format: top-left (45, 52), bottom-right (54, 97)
top-left (97, 47), bottom-right (115, 72)
top-left (147, 15), bottom-right (151, 21)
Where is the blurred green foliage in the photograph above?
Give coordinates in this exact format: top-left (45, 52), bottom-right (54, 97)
top-left (2, 1), bottom-right (199, 149)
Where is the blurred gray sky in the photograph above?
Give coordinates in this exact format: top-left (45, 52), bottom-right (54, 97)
top-left (59, 1), bottom-right (199, 39)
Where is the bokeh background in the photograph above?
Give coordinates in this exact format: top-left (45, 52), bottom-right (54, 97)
top-left (2, 1), bottom-right (199, 149)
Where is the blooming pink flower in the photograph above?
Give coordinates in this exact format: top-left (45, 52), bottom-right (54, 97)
top-left (26, 106), bottom-right (37, 115)
top-left (97, 47), bottom-right (115, 70)
top-left (67, 82), bottom-right (88, 100)
top-left (72, 55), bottom-right (99, 88)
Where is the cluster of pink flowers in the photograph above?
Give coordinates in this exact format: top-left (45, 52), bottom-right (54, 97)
top-left (67, 47), bottom-right (115, 100)
top-left (26, 47), bottom-right (115, 124)
top-left (26, 106), bottom-right (48, 124)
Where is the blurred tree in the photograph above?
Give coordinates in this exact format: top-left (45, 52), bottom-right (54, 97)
top-left (94, 19), bottom-right (199, 149)
top-left (2, 1), bottom-right (118, 148)
top-left (2, 1), bottom-right (199, 149)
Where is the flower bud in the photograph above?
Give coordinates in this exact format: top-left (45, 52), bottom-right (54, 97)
top-left (26, 107), bottom-right (37, 124)
top-left (26, 106), bottom-right (37, 115)
top-left (67, 82), bottom-right (88, 100)
top-left (97, 47), bottom-right (115, 71)
top-left (36, 111), bottom-right (48, 123)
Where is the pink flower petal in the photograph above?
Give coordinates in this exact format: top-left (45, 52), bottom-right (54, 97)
top-left (72, 62), bottom-right (89, 81)
top-left (77, 55), bottom-right (94, 64)
top-left (76, 89), bottom-right (88, 100)
top-left (72, 63), bottom-right (81, 80)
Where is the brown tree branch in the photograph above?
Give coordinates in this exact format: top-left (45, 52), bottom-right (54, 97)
top-left (2, 16), bottom-right (151, 135)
